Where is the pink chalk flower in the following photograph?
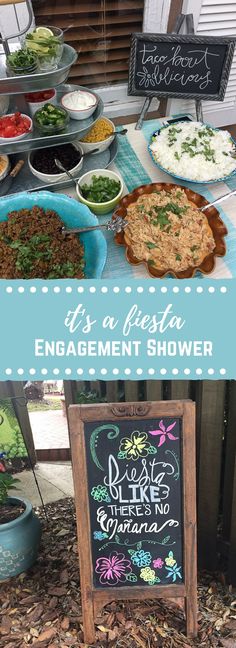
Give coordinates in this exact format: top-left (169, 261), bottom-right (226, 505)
top-left (149, 420), bottom-right (178, 447)
top-left (153, 557), bottom-right (164, 569)
top-left (95, 551), bottom-right (132, 586)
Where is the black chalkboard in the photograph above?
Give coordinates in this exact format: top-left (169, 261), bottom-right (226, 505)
top-left (84, 417), bottom-right (183, 589)
top-left (128, 33), bottom-right (236, 101)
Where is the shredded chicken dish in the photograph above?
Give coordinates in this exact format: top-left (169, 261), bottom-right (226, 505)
top-left (124, 187), bottom-right (215, 272)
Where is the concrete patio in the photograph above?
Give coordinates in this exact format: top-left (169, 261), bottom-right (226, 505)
top-left (29, 409), bottom-right (69, 449)
top-left (14, 461), bottom-right (74, 506)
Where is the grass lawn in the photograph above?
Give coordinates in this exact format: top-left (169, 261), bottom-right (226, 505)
top-left (27, 399), bottom-right (63, 412)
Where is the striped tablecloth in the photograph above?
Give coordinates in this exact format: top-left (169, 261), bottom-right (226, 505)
top-left (64, 117), bottom-right (236, 279)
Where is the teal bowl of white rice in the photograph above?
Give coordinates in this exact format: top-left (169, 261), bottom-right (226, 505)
top-left (148, 121), bottom-right (236, 184)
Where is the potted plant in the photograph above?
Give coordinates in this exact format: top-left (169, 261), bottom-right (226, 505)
top-left (0, 453), bottom-right (42, 581)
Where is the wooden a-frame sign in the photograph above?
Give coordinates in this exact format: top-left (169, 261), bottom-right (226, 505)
top-left (69, 400), bottom-right (197, 643)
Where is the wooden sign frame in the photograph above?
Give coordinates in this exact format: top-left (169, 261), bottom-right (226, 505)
top-left (128, 32), bottom-right (235, 101)
top-left (69, 400), bottom-right (197, 643)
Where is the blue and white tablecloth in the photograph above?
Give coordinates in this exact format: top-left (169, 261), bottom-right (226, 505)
top-left (64, 117), bottom-right (236, 279)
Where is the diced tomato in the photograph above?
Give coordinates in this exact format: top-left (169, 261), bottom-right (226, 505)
top-left (0, 112), bottom-right (31, 138)
top-left (24, 89), bottom-right (55, 103)
top-left (3, 125), bottom-right (17, 137)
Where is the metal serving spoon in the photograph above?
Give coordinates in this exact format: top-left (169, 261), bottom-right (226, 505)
top-left (200, 188), bottom-right (236, 211)
top-left (54, 152), bottom-right (99, 186)
top-left (62, 216), bottom-right (128, 235)
top-left (114, 129), bottom-right (127, 136)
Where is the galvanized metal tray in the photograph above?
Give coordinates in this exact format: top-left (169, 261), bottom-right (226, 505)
top-left (2, 138), bottom-right (118, 196)
top-left (0, 84), bottom-right (104, 154)
top-left (0, 44), bottom-right (77, 95)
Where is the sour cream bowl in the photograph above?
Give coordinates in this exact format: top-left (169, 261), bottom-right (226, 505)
top-left (61, 90), bottom-right (98, 120)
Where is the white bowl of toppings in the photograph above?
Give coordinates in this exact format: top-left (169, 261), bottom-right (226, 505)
top-left (0, 154), bottom-right (10, 181)
top-left (24, 89), bottom-right (57, 116)
top-left (0, 112), bottom-right (32, 141)
top-left (61, 90), bottom-right (98, 120)
top-left (28, 142), bottom-right (84, 184)
top-left (149, 121), bottom-right (236, 183)
top-left (77, 117), bottom-right (115, 154)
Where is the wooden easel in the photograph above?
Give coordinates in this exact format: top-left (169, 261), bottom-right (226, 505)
top-left (69, 400), bottom-right (198, 644)
top-left (135, 12), bottom-right (203, 129)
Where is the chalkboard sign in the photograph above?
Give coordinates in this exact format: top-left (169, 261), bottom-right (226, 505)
top-left (69, 400), bottom-right (197, 644)
top-left (128, 33), bottom-right (236, 101)
top-left (85, 416), bottom-right (183, 588)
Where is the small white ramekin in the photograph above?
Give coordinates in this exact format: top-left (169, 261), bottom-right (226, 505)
top-left (61, 90), bottom-right (98, 121)
top-left (25, 89), bottom-right (57, 116)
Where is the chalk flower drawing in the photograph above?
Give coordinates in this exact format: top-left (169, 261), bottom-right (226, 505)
top-left (165, 551), bottom-right (177, 567)
top-left (91, 484), bottom-right (111, 503)
top-left (137, 66), bottom-right (156, 89)
top-left (149, 420), bottom-right (178, 448)
top-left (139, 567), bottom-right (160, 584)
top-left (95, 551), bottom-right (132, 585)
top-left (165, 563), bottom-right (182, 583)
top-left (118, 431), bottom-right (156, 461)
top-left (130, 549), bottom-right (152, 567)
top-left (153, 557), bottom-right (164, 569)
top-left (93, 531), bottom-right (108, 541)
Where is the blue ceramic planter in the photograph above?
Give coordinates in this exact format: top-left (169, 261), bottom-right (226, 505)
top-left (0, 497), bottom-right (41, 580)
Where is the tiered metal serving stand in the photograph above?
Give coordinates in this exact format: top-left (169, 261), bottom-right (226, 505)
top-left (0, 0), bottom-right (118, 195)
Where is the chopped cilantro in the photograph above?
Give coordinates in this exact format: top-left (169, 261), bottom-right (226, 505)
top-left (151, 213), bottom-right (170, 229)
top-left (168, 127), bottom-right (181, 134)
top-left (149, 200), bottom-right (187, 228)
top-left (146, 241), bottom-right (158, 249)
top-left (166, 202), bottom-right (187, 217)
top-left (191, 245), bottom-right (199, 252)
top-left (137, 205), bottom-right (145, 211)
top-left (174, 152), bottom-right (180, 161)
top-left (176, 254), bottom-right (182, 261)
top-left (205, 126), bottom-right (214, 136)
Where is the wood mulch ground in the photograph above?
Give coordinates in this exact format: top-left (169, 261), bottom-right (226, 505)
top-left (0, 498), bottom-right (236, 648)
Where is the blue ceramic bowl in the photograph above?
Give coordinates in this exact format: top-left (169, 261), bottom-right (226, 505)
top-left (0, 191), bottom-right (107, 278)
top-left (148, 122), bottom-right (236, 185)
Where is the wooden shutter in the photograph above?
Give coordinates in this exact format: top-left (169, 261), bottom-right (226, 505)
top-left (33, 0), bottom-right (144, 87)
top-left (167, 0), bottom-right (236, 127)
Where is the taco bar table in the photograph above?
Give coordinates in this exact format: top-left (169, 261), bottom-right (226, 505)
top-left (61, 117), bottom-right (236, 280)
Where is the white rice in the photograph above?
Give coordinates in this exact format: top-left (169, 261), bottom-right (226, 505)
top-left (149, 121), bottom-right (236, 181)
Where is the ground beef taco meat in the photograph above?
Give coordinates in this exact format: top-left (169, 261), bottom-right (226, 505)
top-left (0, 205), bottom-right (85, 279)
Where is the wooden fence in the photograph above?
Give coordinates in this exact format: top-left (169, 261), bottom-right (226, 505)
top-left (63, 379), bottom-right (236, 584)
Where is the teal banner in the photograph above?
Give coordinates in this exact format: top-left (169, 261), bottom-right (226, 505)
top-left (0, 279), bottom-right (233, 380)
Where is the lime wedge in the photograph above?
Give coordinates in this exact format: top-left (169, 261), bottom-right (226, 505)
top-left (35, 27), bottom-right (54, 38)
